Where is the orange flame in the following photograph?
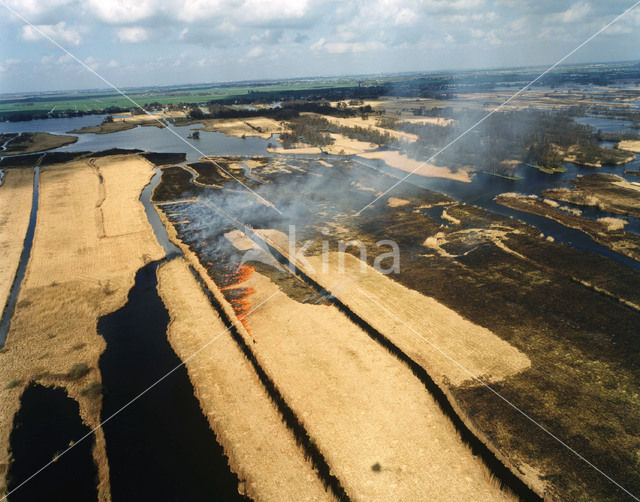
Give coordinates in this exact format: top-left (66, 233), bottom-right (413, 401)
top-left (221, 264), bottom-right (255, 332)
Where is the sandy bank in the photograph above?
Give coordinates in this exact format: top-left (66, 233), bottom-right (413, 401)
top-left (543, 174), bottom-right (640, 219)
top-left (387, 197), bottom-right (410, 207)
top-left (322, 133), bottom-right (378, 156)
top-left (157, 258), bottom-right (333, 502)
top-left (267, 144), bottom-right (323, 155)
top-left (0, 169), bottom-right (33, 322)
top-left (360, 150), bottom-right (472, 183)
top-left (0, 154), bottom-right (165, 500)
top-left (199, 117), bottom-right (284, 140)
top-left (617, 140), bottom-right (640, 153)
top-left (267, 133), bottom-right (378, 156)
top-left (400, 117), bottom-right (454, 127)
top-left (320, 114), bottom-right (418, 143)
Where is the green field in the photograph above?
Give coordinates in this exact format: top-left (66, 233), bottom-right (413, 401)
top-left (0, 80), bottom-right (363, 116)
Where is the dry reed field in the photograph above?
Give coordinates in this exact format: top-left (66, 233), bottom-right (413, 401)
top-left (0, 155), bottom-right (164, 500)
top-left (157, 257), bottom-right (333, 502)
top-left (0, 168), bottom-right (33, 319)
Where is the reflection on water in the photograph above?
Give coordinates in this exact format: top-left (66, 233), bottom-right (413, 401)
top-left (54, 123), bottom-right (278, 161)
top-left (0, 115), bottom-right (106, 134)
top-left (42, 117), bottom-right (278, 161)
top-left (575, 116), bottom-right (636, 134)
top-left (140, 168), bottom-right (181, 258)
top-left (1, 115), bottom-right (281, 162)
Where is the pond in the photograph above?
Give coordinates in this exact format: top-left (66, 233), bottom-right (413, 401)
top-left (7, 383), bottom-right (98, 501)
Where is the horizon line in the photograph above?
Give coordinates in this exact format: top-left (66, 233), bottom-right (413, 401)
top-left (2, 57), bottom-right (639, 99)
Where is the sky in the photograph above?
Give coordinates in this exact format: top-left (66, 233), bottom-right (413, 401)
top-left (1, 0), bottom-right (640, 94)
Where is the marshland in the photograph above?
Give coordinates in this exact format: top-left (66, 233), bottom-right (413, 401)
top-left (1, 63), bottom-right (640, 502)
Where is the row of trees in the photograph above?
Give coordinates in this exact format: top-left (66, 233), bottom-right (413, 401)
top-left (184, 100), bottom-right (376, 124)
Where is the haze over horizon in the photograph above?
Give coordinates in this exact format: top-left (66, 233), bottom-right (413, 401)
top-left (1, 0), bottom-right (640, 94)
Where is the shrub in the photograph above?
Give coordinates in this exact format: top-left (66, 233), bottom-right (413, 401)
top-left (81, 382), bottom-right (102, 400)
top-left (67, 363), bottom-right (90, 380)
top-left (5, 379), bottom-right (21, 389)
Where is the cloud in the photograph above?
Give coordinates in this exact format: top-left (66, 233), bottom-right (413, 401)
top-left (85, 0), bottom-right (156, 24)
top-left (3, 0), bottom-right (640, 93)
top-left (422, 0), bottom-right (486, 13)
top-left (3, 0), bottom-right (76, 23)
top-left (250, 29), bottom-right (284, 45)
top-left (21, 22), bottom-right (82, 45)
top-left (247, 46), bottom-right (265, 58)
top-left (177, 23), bottom-right (237, 48)
top-left (0, 58), bottom-right (20, 73)
top-left (117, 26), bottom-right (149, 43)
top-left (175, 0), bottom-right (225, 23)
top-left (603, 23), bottom-right (632, 35)
top-left (240, 0), bottom-right (311, 25)
top-left (548, 1), bottom-right (591, 24)
top-left (39, 53), bottom-right (75, 67)
top-left (84, 55), bottom-right (99, 70)
top-left (603, 8), bottom-right (640, 35)
top-left (174, 0), bottom-right (318, 28)
top-left (393, 8), bottom-right (418, 26)
top-left (311, 38), bottom-right (385, 54)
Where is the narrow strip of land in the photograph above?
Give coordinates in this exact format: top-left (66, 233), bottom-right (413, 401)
top-left (157, 257), bottom-right (334, 502)
top-left (162, 208), bottom-right (520, 500)
top-left (0, 169), bottom-right (33, 324)
top-left (0, 155), bottom-right (165, 500)
top-left (230, 266), bottom-right (517, 501)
